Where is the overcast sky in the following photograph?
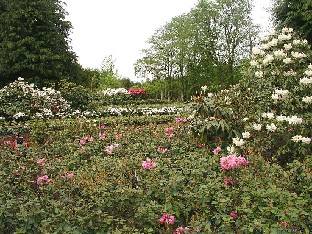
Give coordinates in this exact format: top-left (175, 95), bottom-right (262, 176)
top-left (63, 0), bottom-right (273, 81)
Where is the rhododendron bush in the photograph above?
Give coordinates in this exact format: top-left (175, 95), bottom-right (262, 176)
top-left (190, 28), bottom-right (311, 165)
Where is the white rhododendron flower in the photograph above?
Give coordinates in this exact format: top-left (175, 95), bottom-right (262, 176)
top-left (291, 135), bottom-right (303, 142)
top-left (232, 138), bottom-right (245, 147)
top-left (283, 43), bottom-right (292, 50)
top-left (250, 60), bottom-right (258, 66)
top-left (278, 33), bottom-right (291, 41)
top-left (282, 27), bottom-right (293, 33)
top-left (283, 57), bottom-right (292, 64)
top-left (287, 116), bottom-right (303, 124)
top-left (252, 47), bottom-right (262, 55)
top-left (242, 131), bottom-right (251, 139)
top-left (253, 123), bottom-right (262, 131)
top-left (283, 70), bottom-right (297, 76)
top-left (304, 69), bottom-right (312, 77)
top-left (255, 71), bottom-right (263, 78)
top-left (302, 96), bottom-right (312, 103)
top-left (291, 51), bottom-right (306, 59)
top-left (266, 123), bottom-right (277, 132)
top-left (268, 38), bottom-right (278, 47)
top-left (300, 77), bottom-right (312, 85)
top-left (274, 49), bottom-right (287, 58)
top-left (276, 115), bottom-right (287, 122)
top-left (301, 137), bottom-right (311, 144)
top-left (262, 112), bottom-right (275, 119)
top-left (263, 54), bottom-right (274, 65)
top-left (201, 85), bottom-right (208, 92)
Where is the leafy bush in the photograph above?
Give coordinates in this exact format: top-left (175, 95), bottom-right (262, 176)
top-left (0, 117), bottom-right (311, 233)
top-left (0, 78), bottom-right (70, 121)
top-left (58, 80), bottom-right (94, 111)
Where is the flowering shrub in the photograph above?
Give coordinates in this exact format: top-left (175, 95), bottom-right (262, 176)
top-left (0, 78), bottom-right (70, 121)
top-left (0, 116), bottom-right (311, 232)
top-left (220, 155), bottom-right (249, 170)
top-left (190, 28), bottom-right (311, 165)
top-left (129, 87), bottom-right (147, 95)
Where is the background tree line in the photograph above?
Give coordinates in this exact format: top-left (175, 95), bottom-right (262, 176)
top-left (0, 0), bottom-right (311, 99)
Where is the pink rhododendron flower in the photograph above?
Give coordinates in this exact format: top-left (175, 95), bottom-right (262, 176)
top-left (157, 146), bottom-right (168, 154)
top-left (230, 211), bottom-right (239, 219)
top-left (195, 227), bottom-right (201, 232)
top-left (37, 158), bottom-right (45, 165)
top-left (115, 134), bottom-right (123, 139)
top-left (281, 221), bottom-right (288, 228)
top-left (175, 118), bottom-right (187, 123)
top-left (105, 144), bottom-right (119, 154)
top-left (142, 158), bottom-right (157, 170)
top-left (88, 136), bottom-right (94, 143)
top-left (98, 124), bottom-right (105, 129)
top-left (79, 137), bottom-right (87, 145)
top-left (37, 175), bottom-right (51, 186)
top-left (3, 140), bottom-right (11, 145)
top-left (165, 127), bottom-right (174, 138)
top-left (220, 155), bottom-right (249, 170)
top-left (61, 173), bottom-right (74, 179)
top-left (224, 177), bottom-right (235, 186)
top-left (174, 226), bottom-right (190, 234)
top-left (159, 213), bottom-right (175, 225)
top-left (99, 133), bottom-right (106, 139)
top-left (199, 143), bottom-right (205, 148)
top-left (213, 146), bottom-right (221, 155)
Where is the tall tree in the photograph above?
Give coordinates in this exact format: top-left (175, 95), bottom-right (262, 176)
top-left (0, 0), bottom-right (80, 87)
top-left (272, 0), bottom-right (312, 45)
top-left (135, 0), bottom-right (258, 100)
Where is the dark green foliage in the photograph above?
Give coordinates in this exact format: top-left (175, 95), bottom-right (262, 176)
top-left (272, 0), bottom-right (312, 45)
top-left (0, 0), bottom-right (81, 87)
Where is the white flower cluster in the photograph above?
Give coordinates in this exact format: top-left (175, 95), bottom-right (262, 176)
top-left (291, 135), bottom-right (311, 144)
top-left (275, 115), bottom-right (303, 124)
top-left (302, 96), bottom-right (312, 103)
top-left (99, 88), bottom-right (130, 96)
top-left (272, 89), bottom-right (289, 101)
top-left (13, 112), bottom-right (25, 119)
top-left (266, 123), bottom-right (277, 132)
top-left (262, 112), bottom-right (275, 119)
top-left (232, 137), bottom-right (245, 147)
top-left (253, 123), bottom-right (262, 131)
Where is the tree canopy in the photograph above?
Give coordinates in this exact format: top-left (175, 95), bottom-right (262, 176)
top-left (135, 0), bottom-right (258, 100)
top-left (0, 0), bottom-right (81, 87)
top-left (272, 0), bottom-right (312, 45)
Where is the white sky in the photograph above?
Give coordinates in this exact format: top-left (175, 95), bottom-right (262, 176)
top-left (63, 0), bottom-right (273, 81)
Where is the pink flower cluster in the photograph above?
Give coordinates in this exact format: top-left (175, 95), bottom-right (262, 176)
top-left (129, 88), bottom-right (147, 95)
top-left (105, 144), bottom-right (119, 154)
top-left (99, 133), bottom-right (106, 140)
top-left (159, 213), bottom-right (175, 225)
top-left (37, 175), bottom-right (51, 186)
top-left (220, 155), bottom-right (249, 170)
top-left (230, 211), bottom-right (239, 219)
top-left (61, 173), bottom-right (74, 179)
top-left (37, 158), bottom-right (45, 166)
top-left (165, 127), bottom-right (174, 138)
top-left (224, 176), bottom-right (235, 186)
top-left (175, 118), bottom-right (187, 123)
top-left (79, 136), bottom-right (94, 145)
top-left (157, 146), bottom-right (168, 154)
top-left (142, 158), bottom-right (157, 170)
top-left (213, 146), bottom-right (221, 155)
top-left (173, 226), bottom-right (190, 234)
